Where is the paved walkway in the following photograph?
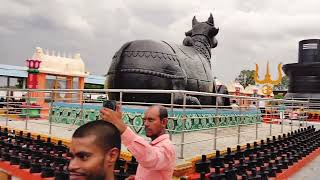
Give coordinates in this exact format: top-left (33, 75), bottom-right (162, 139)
top-left (290, 155), bottom-right (320, 180)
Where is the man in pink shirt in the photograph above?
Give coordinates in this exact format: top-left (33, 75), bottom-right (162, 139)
top-left (100, 105), bottom-right (176, 180)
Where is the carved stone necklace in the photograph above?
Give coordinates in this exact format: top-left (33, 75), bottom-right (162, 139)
top-left (192, 35), bottom-right (211, 61)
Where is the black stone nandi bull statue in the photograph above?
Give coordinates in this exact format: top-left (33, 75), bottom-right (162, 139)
top-left (106, 14), bottom-right (229, 106)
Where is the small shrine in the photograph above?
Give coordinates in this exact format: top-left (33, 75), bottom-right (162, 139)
top-left (226, 82), bottom-right (244, 96)
top-left (26, 47), bottom-right (88, 107)
top-left (225, 82), bottom-right (266, 107)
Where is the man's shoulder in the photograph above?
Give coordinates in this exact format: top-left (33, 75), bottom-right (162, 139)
top-left (154, 135), bottom-right (173, 145)
top-left (161, 138), bottom-right (176, 159)
top-left (154, 136), bottom-right (175, 149)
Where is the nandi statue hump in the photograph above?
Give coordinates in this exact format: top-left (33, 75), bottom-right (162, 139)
top-left (106, 14), bottom-right (221, 105)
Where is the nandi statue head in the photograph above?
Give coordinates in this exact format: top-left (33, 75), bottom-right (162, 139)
top-left (183, 14), bottom-right (219, 58)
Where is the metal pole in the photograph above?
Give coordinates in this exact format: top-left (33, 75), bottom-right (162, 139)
top-left (119, 91), bottom-right (124, 129)
top-left (169, 92), bottom-right (174, 141)
top-left (269, 101), bottom-right (272, 136)
top-left (237, 125), bottom-right (241, 144)
top-left (291, 97), bottom-right (293, 132)
top-left (25, 89), bottom-right (30, 130)
top-left (214, 126), bottom-right (217, 150)
top-left (237, 98), bottom-right (242, 144)
top-left (306, 98), bottom-right (310, 127)
top-left (119, 91), bottom-right (123, 107)
top-left (298, 102), bottom-right (301, 129)
top-left (48, 89), bottom-right (55, 134)
top-left (255, 120), bottom-right (258, 139)
top-left (80, 90), bottom-right (84, 125)
top-left (255, 97), bottom-right (259, 140)
top-left (281, 102), bottom-right (284, 133)
top-left (214, 94), bottom-right (219, 150)
top-left (179, 93), bottom-right (186, 159)
top-left (5, 88), bottom-right (9, 126)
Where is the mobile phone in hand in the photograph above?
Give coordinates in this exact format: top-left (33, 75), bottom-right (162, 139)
top-left (103, 100), bottom-right (117, 111)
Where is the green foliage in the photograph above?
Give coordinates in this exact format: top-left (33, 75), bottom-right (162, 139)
top-left (15, 78), bottom-right (24, 89)
top-left (235, 70), bottom-right (255, 88)
top-left (84, 83), bottom-right (104, 89)
top-left (274, 94), bottom-right (284, 99)
top-left (273, 75), bottom-right (289, 91)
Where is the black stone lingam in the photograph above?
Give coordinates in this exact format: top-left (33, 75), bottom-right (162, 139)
top-left (34, 135), bottom-right (44, 145)
top-left (196, 155), bottom-right (210, 173)
top-left (249, 168), bottom-right (261, 180)
top-left (284, 39), bottom-right (320, 100)
top-left (237, 158), bottom-right (248, 176)
top-left (41, 165), bottom-right (55, 178)
top-left (224, 162), bottom-right (237, 180)
top-left (30, 162), bottom-right (42, 173)
top-left (55, 140), bottom-right (69, 153)
top-left (115, 158), bottom-right (127, 171)
top-left (19, 154), bottom-right (31, 169)
top-left (234, 145), bottom-right (245, 160)
top-left (258, 166), bottom-right (269, 180)
top-left (241, 174), bottom-right (248, 180)
top-left (126, 156), bottom-right (138, 175)
top-left (224, 147), bottom-right (234, 164)
top-left (267, 163), bottom-right (277, 178)
top-left (247, 155), bottom-right (257, 169)
top-left (244, 143), bottom-right (253, 157)
top-left (210, 150), bottom-right (224, 168)
top-left (114, 166), bottom-right (129, 180)
top-left (253, 141), bottom-right (260, 154)
top-left (54, 164), bottom-right (69, 180)
top-left (197, 172), bottom-right (206, 180)
top-left (209, 166), bottom-right (225, 180)
top-left (255, 152), bottom-right (264, 167)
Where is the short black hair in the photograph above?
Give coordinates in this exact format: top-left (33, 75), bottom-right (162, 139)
top-left (72, 120), bottom-right (121, 151)
top-left (155, 105), bottom-right (168, 120)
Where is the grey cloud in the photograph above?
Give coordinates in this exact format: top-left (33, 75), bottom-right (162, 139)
top-left (1, 0), bottom-right (320, 84)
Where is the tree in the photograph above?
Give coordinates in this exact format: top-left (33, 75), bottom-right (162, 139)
top-left (15, 78), bottom-right (25, 89)
top-left (273, 75), bottom-right (289, 91)
top-left (235, 70), bottom-right (255, 88)
top-left (84, 83), bottom-right (104, 89)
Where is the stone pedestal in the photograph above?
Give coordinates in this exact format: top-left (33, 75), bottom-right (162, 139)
top-left (284, 39), bottom-right (320, 100)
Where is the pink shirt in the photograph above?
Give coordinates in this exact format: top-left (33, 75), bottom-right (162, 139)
top-left (121, 127), bottom-right (176, 180)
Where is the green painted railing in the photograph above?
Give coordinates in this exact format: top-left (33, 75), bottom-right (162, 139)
top-left (50, 102), bottom-right (262, 135)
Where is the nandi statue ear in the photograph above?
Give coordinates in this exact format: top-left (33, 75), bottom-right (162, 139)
top-left (207, 13), bottom-right (214, 26)
top-left (185, 30), bottom-right (192, 36)
top-left (213, 28), bottom-right (219, 35)
top-left (209, 27), bottom-right (219, 37)
top-left (192, 16), bottom-right (198, 27)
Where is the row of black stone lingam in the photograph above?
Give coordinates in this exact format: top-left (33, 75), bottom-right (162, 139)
top-left (114, 156), bottom-right (139, 180)
top-left (0, 127), bottom-right (70, 179)
top-left (186, 125), bottom-right (320, 180)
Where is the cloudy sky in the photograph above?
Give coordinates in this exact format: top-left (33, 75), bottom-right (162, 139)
top-left (1, 0), bottom-right (320, 83)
